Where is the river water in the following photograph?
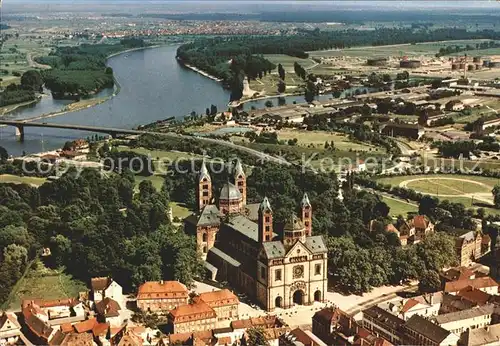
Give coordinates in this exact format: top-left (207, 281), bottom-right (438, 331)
top-left (0, 44), bottom-right (370, 156)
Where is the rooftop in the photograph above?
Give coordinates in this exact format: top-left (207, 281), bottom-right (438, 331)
top-left (444, 276), bottom-right (498, 293)
top-left (194, 289), bottom-right (239, 307)
top-left (463, 324), bottom-right (500, 346)
top-left (137, 281), bottom-right (188, 300)
top-left (169, 301), bottom-right (216, 321)
top-left (363, 306), bottom-right (405, 330)
top-left (435, 304), bottom-right (495, 325)
top-left (404, 315), bottom-right (451, 344)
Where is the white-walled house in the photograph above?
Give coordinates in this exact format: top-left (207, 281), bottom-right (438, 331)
top-left (91, 277), bottom-right (123, 304)
top-left (0, 312), bottom-right (22, 345)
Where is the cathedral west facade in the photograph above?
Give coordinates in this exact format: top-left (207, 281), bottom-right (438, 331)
top-left (184, 160), bottom-right (328, 311)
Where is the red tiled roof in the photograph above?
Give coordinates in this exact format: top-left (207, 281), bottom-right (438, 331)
top-left (92, 322), bottom-right (110, 337)
top-left (73, 318), bottom-right (97, 334)
top-left (61, 323), bottom-right (74, 333)
top-left (169, 301), bottom-right (216, 322)
top-left (22, 298), bottom-right (78, 309)
top-left (137, 281), bottom-right (188, 301)
top-left (482, 234), bottom-right (491, 244)
top-left (444, 277), bottom-right (498, 293)
top-left (457, 286), bottom-right (491, 305)
top-left (413, 215), bottom-right (428, 229)
top-left (22, 306), bottom-right (53, 340)
top-left (218, 336), bottom-right (232, 345)
top-left (91, 277), bottom-right (112, 291)
top-left (168, 332), bottom-right (192, 344)
top-left (231, 315), bottom-right (281, 330)
top-left (0, 312), bottom-right (21, 330)
top-left (401, 299), bottom-right (420, 313)
top-left (95, 297), bottom-right (121, 317)
top-left (193, 289), bottom-right (239, 308)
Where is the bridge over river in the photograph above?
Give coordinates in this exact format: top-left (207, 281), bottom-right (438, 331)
top-left (0, 120), bottom-right (291, 166)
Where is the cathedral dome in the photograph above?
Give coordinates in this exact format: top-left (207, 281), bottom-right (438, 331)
top-left (219, 182), bottom-right (242, 201)
top-left (284, 215), bottom-right (305, 232)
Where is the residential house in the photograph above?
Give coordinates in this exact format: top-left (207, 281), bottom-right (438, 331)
top-left (403, 315), bottom-right (459, 346)
top-left (0, 312), bottom-right (22, 345)
top-left (461, 323), bottom-right (500, 346)
top-left (280, 327), bottom-right (328, 346)
top-left (434, 304), bottom-right (495, 335)
top-left (95, 297), bottom-right (122, 327)
top-left (441, 267), bottom-right (477, 287)
top-left (110, 323), bottom-right (143, 346)
top-left (395, 215), bottom-right (434, 246)
top-left (231, 316), bottom-right (285, 345)
top-left (167, 301), bottom-right (217, 334)
top-left (362, 306), bottom-right (405, 344)
top-left (136, 281), bottom-right (189, 312)
top-left (91, 277), bottom-right (123, 304)
top-left (380, 292), bottom-right (443, 321)
top-left (193, 289), bottom-right (239, 321)
top-left (456, 231), bottom-right (489, 267)
top-left (354, 327), bottom-right (394, 346)
top-left (444, 276), bottom-right (499, 295)
top-left (312, 307), bottom-right (356, 345)
top-left (57, 332), bottom-right (94, 346)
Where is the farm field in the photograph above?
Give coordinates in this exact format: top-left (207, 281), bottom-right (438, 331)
top-left (6, 260), bottom-right (86, 311)
top-left (0, 174), bottom-right (47, 186)
top-left (308, 39), bottom-right (490, 58)
top-left (278, 129), bottom-right (383, 153)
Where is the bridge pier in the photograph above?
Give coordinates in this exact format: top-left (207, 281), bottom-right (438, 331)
top-left (15, 125), bottom-right (24, 142)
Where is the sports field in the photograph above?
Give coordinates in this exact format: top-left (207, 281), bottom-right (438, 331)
top-left (377, 174), bottom-right (499, 206)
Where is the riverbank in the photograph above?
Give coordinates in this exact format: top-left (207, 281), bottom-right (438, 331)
top-left (0, 97), bottom-right (41, 116)
top-left (178, 59), bottom-right (223, 83)
top-left (229, 91), bottom-right (304, 108)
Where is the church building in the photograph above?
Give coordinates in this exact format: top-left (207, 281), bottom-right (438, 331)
top-left (184, 160), bottom-right (328, 311)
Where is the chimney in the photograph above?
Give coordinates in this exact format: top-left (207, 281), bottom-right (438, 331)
top-left (160, 280), bottom-right (164, 285)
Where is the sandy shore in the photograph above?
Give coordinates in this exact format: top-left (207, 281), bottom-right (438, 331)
top-left (178, 60), bottom-right (223, 82)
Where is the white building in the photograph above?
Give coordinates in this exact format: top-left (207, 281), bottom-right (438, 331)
top-left (91, 277), bottom-right (123, 304)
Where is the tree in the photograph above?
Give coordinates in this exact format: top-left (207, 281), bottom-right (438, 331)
top-left (245, 327), bottom-right (269, 346)
top-left (265, 100), bottom-right (274, 108)
top-left (277, 81), bottom-right (286, 94)
top-left (210, 104), bottom-right (217, 116)
top-left (20, 70), bottom-right (43, 91)
top-left (277, 63), bottom-right (285, 81)
top-left (419, 270), bottom-right (441, 293)
top-left (105, 67), bottom-right (113, 75)
top-left (493, 185), bottom-right (500, 209)
top-left (0, 146), bottom-right (8, 162)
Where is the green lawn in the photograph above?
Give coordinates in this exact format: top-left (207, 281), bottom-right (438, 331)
top-left (381, 196), bottom-right (418, 217)
top-left (278, 129), bottom-right (382, 152)
top-left (6, 260), bottom-right (87, 311)
top-left (263, 54), bottom-right (316, 72)
top-left (116, 146), bottom-right (202, 162)
top-left (0, 174), bottom-right (47, 186)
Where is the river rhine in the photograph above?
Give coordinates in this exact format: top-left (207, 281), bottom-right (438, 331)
top-left (0, 44), bottom-right (356, 156)
top-left (0, 45), bottom-right (235, 156)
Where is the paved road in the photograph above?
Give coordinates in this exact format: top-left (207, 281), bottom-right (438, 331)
top-left (0, 120), bottom-right (292, 166)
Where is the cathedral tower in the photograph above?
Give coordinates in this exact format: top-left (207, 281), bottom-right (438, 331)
top-left (234, 159), bottom-right (247, 206)
top-left (301, 193), bottom-right (312, 237)
top-left (258, 197), bottom-right (273, 243)
top-left (197, 160), bottom-right (212, 211)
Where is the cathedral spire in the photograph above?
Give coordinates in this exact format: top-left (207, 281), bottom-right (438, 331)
top-left (301, 192), bottom-right (311, 208)
top-left (260, 196), bottom-right (272, 212)
top-left (234, 159), bottom-right (245, 179)
top-left (197, 160), bottom-right (212, 211)
top-left (301, 192), bottom-right (312, 237)
top-left (258, 197), bottom-right (273, 243)
top-left (199, 159), bottom-right (211, 182)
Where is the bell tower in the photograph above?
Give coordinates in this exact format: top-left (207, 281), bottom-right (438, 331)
top-left (301, 193), bottom-right (312, 237)
top-left (258, 197), bottom-right (273, 243)
top-left (197, 160), bottom-right (212, 211)
top-left (234, 159), bottom-right (246, 206)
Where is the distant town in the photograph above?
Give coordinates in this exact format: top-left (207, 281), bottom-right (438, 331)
top-left (3, 1), bottom-right (500, 346)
